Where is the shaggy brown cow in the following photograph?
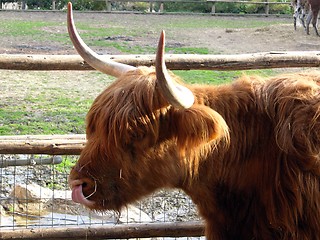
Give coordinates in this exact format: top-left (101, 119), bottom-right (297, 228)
top-left (67, 3), bottom-right (320, 239)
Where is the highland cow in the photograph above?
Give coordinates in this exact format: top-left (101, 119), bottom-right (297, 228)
top-left (67, 3), bottom-right (320, 239)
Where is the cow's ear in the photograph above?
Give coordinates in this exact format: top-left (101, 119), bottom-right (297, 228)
top-left (173, 104), bottom-right (229, 153)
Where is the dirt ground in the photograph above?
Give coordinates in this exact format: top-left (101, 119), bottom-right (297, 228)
top-left (0, 11), bottom-right (320, 56)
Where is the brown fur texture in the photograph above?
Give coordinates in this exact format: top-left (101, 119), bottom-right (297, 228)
top-left (69, 68), bottom-right (320, 239)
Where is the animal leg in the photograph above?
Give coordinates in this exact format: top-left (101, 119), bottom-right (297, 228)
top-left (293, 6), bottom-right (301, 30)
top-left (311, 10), bottom-right (319, 36)
top-left (300, 11), bottom-right (306, 29)
top-left (305, 11), bottom-right (313, 35)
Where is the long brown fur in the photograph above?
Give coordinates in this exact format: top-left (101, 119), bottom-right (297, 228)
top-left (69, 68), bottom-right (320, 239)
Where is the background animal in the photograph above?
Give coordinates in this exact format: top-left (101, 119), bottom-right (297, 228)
top-left (292, 0), bottom-right (309, 30)
top-left (67, 2), bottom-right (320, 239)
top-left (305, 0), bottom-right (320, 35)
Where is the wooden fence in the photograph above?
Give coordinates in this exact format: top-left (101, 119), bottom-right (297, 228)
top-left (1, 49), bottom-right (319, 239)
top-left (1, 0), bottom-right (292, 14)
top-left (0, 222), bottom-right (205, 240)
top-left (88, 0), bottom-right (292, 14)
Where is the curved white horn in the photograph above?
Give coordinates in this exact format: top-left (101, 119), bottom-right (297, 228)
top-left (67, 2), bottom-right (136, 77)
top-left (155, 31), bottom-right (195, 109)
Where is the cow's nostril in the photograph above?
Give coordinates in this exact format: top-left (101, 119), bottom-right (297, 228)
top-left (82, 182), bottom-right (88, 188)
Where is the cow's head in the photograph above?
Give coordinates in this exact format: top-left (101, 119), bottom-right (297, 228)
top-left (67, 2), bottom-right (229, 211)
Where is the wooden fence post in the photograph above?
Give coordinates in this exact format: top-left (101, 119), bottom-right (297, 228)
top-left (159, 2), bottom-right (164, 12)
top-left (264, 0), bottom-right (269, 14)
top-left (211, 1), bottom-right (216, 14)
top-left (106, 0), bottom-right (112, 11)
top-left (149, 1), bottom-right (153, 12)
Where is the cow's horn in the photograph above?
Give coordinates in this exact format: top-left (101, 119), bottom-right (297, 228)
top-left (155, 31), bottom-right (194, 109)
top-left (67, 2), bottom-right (136, 77)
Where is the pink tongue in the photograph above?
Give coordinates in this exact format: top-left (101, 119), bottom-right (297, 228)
top-left (71, 185), bottom-right (95, 207)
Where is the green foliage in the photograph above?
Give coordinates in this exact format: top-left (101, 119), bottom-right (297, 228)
top-left (237, 3), bottom-right (265, 14)
top-left (132, 2), bottom-right (150, 11)
top-left (54, 0), bottom-right (69, 10)
top-left (215, 2), bottom-right (239, 14)
top-left (26, 0), bottom-right (51, 9)
top-left (117, 2), bottom-right (151, 12)
top-left (21, 0), bottom-right (291, 13)
top-left (159, 0), bottom-right (211, 13)
top-left (215, 1), bottom-right (291, 14)
top-left (54, 156), bottom-right (78, 173)
top-left (269, 4), bottom-right (292, 14)
top-left (25, 0), bottom-right (67, 10)
top-left (72, 0), bottom-right (106, 10)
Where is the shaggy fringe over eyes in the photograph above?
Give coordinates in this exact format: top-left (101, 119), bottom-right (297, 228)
top-left (86, 66), bottom-right (174, 159)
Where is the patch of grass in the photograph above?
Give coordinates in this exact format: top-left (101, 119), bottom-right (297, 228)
top-left (175, 69), bottom-right (276, 85)
top-left (0, 98), bottom-right (89, 135)
top-left (1, 20), bottom-right (52, 37)
top-left (0, 70), bottom-right (111, 136)
top-left (163, 18), bottom-right (287, 29)
top-left (78, 26), bottom-right (128, 41)
top-left (167, 47), bottom-right (209, 54)
top-left (0, 69), bottom-right (279, 136)
top-left (91, 39), bottom-right (209, 54)
top-left (92, 40), bottom-right (154, 54)
top-left (0, 13), bottom-right (287, 137)
top-left (1, 19), bottom-right (70, 46)
top-left (0, 14), bottom-right (288, 53)
top-left (0, 112), bottom-right (86, 135)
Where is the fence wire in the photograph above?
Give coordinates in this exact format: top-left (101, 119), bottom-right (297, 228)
top-left (0, 154), bottom-right (200, 232)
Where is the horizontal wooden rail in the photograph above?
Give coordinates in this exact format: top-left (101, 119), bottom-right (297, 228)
top-left (0, 155), bottom-right (62, 168)
top-left (0, 134), bottom-right (86, 155)
top-left (1, 51), bottom-right (320, 71)
top-left (0, 221), bottom-right (205, 240)
top-left (208, 0), bottom-right (290, 14)
top-left (105, 0), bottom-right (205, 2)
top-left (101, 0), bottom-right (291, 14)
top-left (207, 0), bottom-right (290, 4)
top-left (104, 0), bottom-right (290, 3)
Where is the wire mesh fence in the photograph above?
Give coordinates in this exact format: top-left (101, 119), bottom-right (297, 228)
top-left (0, 154), bottom-right (203, 238)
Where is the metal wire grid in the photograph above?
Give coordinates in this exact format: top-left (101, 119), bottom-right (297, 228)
top-left (0, 154), bottom-right (200, 230)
